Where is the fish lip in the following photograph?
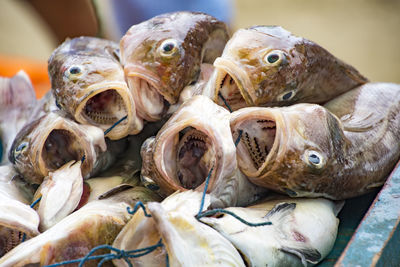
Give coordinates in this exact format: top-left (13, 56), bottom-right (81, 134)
top-left (153, 120), bottom-right (220, 193)
top-left (75, 81), bottom-right (143, 139)
top-left (213, 57), bottom-right (255, 107)
top-left (31, 114), bottom-right (93, 179)
top-left (230, 107), bottom-right (287, 178)
top-left (125, 64), bottom-right (170, 121)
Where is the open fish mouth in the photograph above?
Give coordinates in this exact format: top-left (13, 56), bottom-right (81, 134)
top-left (158, 126), bottom-right (216, 190)
top-left (128, 76), bottom-right (168, 121)
top-left (231, 110), bottom-right (282, 176)
top-left (215, 72), bottom-right (248, 111)
top-left (41, 129), bottom-right (84, 171)
top-left (81, 89), bottom-right (128, 127)
top-left (0, 227), bottom-right (22, 257)
top-left (176, 128), bottom-right (215, 189)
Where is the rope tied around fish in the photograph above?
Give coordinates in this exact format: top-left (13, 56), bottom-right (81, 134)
top-left (40, 95), bottom-right (269, 266)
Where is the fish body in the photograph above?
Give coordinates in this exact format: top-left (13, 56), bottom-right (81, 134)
top-left (203, 26), bottom-right (368, 111)
top-left (230, 82), bottom-right (400, 199)
top-left (140, 95), bottom-right (266, 208)
top-left (0, 71), bottom-right (37, 164)
top-left (113, 190), bottom-right (245, 267)
top-left (0, 165), bottom-right (39, 257)
top-left (49, 36), bottom-right (143, 140)
top-left (9, 111), bottom-right (122, 184)
top-left (0, 187), bottom-right (160, 267)
top-left (120, 11), bottom-right (229, 121)
top-left (201, 197), bottom-right (341, 267)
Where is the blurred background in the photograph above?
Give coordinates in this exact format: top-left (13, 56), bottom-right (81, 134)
top-left (1, 0), bottom-right (399, 98)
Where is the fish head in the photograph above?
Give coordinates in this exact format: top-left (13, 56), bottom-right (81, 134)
top-left (121, 11), bottom-right (229, 121)
top-left (230, 104), bottom-right (347, 197)
top-left (209, 26), bottom-right (308, 110)
top-left (9, 112), bottom-right (106, 184)
top-left (141, 96), bottom-right (236, 201)
top-left (49, 37), bottom-right (142, 139)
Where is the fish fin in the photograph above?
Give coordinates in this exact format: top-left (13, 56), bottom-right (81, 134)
top-left (333, 200), bottom-right (345, 216)
top-left (0, 70), bottom-right (36, 108)
top-left (263, 202), bottom-right (296, 220)
top-left (98, 184), bottom-right (134, 200)
top-left (280, 245), bottom-right (321, 266)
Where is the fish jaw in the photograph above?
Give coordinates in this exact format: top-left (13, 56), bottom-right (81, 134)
top-left (148, 201), bottom-right (246, 267)
top-left (125, 64), bottom-right (169, 121)
top-left (209, 57), bottom-right (254, 111)
top-left (230, 107), bottom-right (287, 181)
top-left (12, 113), bottom-right (105, 184)
top-left (36, 160), bottom-right (83, 231)
top-left (147, 96), bottom-right (238, 206)
top-left (75, 81), bottom-right (143, 139)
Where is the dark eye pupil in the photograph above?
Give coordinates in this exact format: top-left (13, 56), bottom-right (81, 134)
top-left (309, 154), bottom-right (320, 164)
top-left (267, 53), bottom-right (280, 64)
top-left (282, 91), bottom-right (293, 100)
top-left (69, 67), bottom-right (81, 75)
top-left (163, 43), bottom-right (174, 52)
top-left (16, 143), bottom-right (27, 152)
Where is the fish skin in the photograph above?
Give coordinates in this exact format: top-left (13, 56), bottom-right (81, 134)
top-left (0, 187), bottom-right (160, 267)
top-left (230, 82), bottom-right (400, 199)
top-left (113, 190), bottom-right (245, 267)
top-left (48, 36), bottom-right (143, 140)
top-left (203, 26), bottom-right (368, 111)
top-left (0, 165), bottom-right (39, 257)
top-left (200, 197), bottom-right (340, 267)
top-left (120, 11), bottom-right (229, 121)
top-left (0, 71), bottom-right (37, 164)
top-left (8, 111), bottom-right (121, 184)
top-left (140, 95), bottom-right (267, 208)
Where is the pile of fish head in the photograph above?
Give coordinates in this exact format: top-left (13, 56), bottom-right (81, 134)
top-left (48, 36), bottom-right (143, 140)
top-left (0, 187), bottom-right (160, 267)
top-left (0, 165), bottom-right (39, 257)
top-left (120, 11), bottom-right (230, 121)
top-left (0, 71), bottom-right (37, 164)
top-left (230, 104), bottom-right (347, 199)
top-left (140, 95), bottom-right (242, 207)
top-left (203, 26), bottom-right (367, 111)
top-left (201, 197), bottom-right (342, 267)
top-left (9, 111), bottom-right (107, 184)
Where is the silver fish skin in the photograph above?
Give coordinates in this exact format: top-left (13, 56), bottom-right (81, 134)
top-left (0, 187), bottom-right (159, 267)
top-left (201, 197), bottom-right (342, 267)
top-left (0, 164), bottom-right (40, 257)
top-left (0, 71), bottom-right (37, 165)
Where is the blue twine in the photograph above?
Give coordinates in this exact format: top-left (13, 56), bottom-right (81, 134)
top-left (127, 201), bottom-right (152, 217)
top-left (44, 239), bottom-right (164, 267)
top-left (104, 115), bottom-right (128, 136)
top-left (21, 196), bottom-right (43, 242)
top-left (218, 92), bottom-right (233, 113)
top-left (234, 130), bottom-right (243, 147)
top-left (197, 209), bottom-right (272, 227)
top-left (197, 166), bottom-right (214, 217)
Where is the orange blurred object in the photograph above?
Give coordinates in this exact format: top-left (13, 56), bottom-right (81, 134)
top-left (0, 54), bottom-right (51, 99)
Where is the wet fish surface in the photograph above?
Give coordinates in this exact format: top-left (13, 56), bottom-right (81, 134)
top-left (120, 11), bottom-right (230, 121)
top-left (201, 197), bottom-right (342, 267)
top-left (230, 82), bottom-right (400, 199)
top-left (203, 26), bottom-right (368, 111)
top-left (9, 111), bottom-right (126, 184)
top-left (49, 36), bottom-right (143, 140)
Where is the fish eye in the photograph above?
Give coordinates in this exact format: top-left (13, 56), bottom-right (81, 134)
top-left (304, 150), bottom-right (325, 169)
top-left (159, 39), bottom-right (179, 57)
top-left (14, 142), bottom-right (28, 155)
top-left (278, 90), bottom-right (296, 101)
top-left (264, 50), bottom-right (286, 66)
top-left (65, 65), bottom-right (84, 80)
